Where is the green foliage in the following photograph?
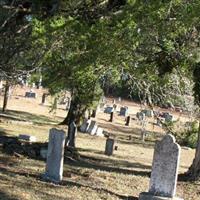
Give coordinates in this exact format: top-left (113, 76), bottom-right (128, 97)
top-left (173, 121), bottom-right (199, 148)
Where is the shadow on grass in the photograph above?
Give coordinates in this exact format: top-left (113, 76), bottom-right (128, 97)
top-left (66, 154), bottom-right (151, 177)
top-left (0, 165), bottom-right (138, 200)
top-left (0, 109), bottom-right (60, 124)
top-left (77, 148), bottom-right (152, 170)
top-left (0, 129), bottom-right (10, 144)
top-left (0, 191), bottom-right (19, 200)
top-left (61, 179), bottom-right (138, 200)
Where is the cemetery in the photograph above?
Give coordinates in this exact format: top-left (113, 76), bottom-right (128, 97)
top-left (0, 86), bottom-right (199, 200)
top-left (1, 1), bottom-right (200, 200)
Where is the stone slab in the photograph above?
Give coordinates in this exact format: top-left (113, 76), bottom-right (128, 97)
top-left (87, 120), bottom-right (97, 134)
top-left (80, 119), bottom-right (91, 133)
top-left (43, 128), bottom-right (66, 183)
top-left (105, 138), bottom-right (114, 156)
top-left (25, 92), bottom-right (36, 98)
top-left (120, 107), bottom-right (128, 116)
top-left (90, 125), bottom-right (98, 135)
top-left (19, 134), bottom-right (36, 142)
top-left (95, 127), bottom-right (104, 137)
top-left (149, 134), bottom-right (180, 197)
top-left (139, 192), bottom-right (183, 200)
top-left (104, 106), bottom-right (114, 114)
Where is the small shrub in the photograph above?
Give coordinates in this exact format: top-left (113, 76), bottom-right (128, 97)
top-left (174, 121), bottom-right (199, 148)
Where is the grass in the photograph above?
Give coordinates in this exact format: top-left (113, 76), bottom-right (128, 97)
top-left (0, 88), bottom-right (199, 199)
top-left (0, 109), bottom-right (61, 125)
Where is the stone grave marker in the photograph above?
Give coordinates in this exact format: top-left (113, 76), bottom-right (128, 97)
top-left (141, 109), bottom-right (154, 117)
top-left (125, 116), bottom-right (131, 126)
top-left (120, 106), bottom-right (128, 116)
top-left (104, 106), bottom-right (114, 114)
top-left (105, 138), bottom-right (115, 156)
top-left (87, 120), bottom-right (98, 135)
top-left (139, 134), bottom-right (183, 200)
top-left (43, 128), bottom-right (66, 183)
top-left (95, 127), bottom-right (104, 137)
top-left (25, 91), bottom-right (36, 98)
top-left (80, 119), bottom-right (91, 133)
top-left (19, 134), bottom-right (36, 142)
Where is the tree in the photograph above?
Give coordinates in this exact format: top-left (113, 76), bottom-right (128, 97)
top-left (0, 0), bottom-right (54, 112)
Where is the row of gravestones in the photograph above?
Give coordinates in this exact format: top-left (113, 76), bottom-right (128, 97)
top-left (79, 119), bottom-right (104, 137)
top-left (104, 105), bottom-right (129, 117)
top-left (43, 129), bottom-right (183, 200)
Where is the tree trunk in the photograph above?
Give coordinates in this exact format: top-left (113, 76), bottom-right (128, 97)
top-left (2, 81), bottom-right (10, 112)
top-left (186, 121), bottom-right (200, 180)
top-left (60, 97), bottom-right (87, 148)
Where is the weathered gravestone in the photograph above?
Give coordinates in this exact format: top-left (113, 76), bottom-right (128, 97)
top-left (43, 128), bottom-right (66, 183)
top-left (19, 134), bottom-right (36, 142)
top-left (105, 138), bottom-right (115, 156)
top-left (120, 106), bottom-right (128, 116)
top-left (139, 134), bottom-right (183, 200)
top-left (142, 109), bottom-right (154, 117)
top-left (79, 119), bottom-right (91, 133)
top-left (104, 106), bottom-right (114, 114)
top-left (87, 120), bottom-right (98, 135)
top-left (95, 127), bottom-right (104, 137)
top-left (25, 91), bottom-right (36, 98)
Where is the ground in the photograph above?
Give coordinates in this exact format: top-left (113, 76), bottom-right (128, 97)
top-left (0, 86), bottom-right (199, 200)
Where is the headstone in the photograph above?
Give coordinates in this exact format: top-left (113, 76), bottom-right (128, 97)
top-left (120, 106), bottom-right (128, 116)
top-left (136, 112), bottom-right (146, 121)
top-left (142, 109), bottom-right (154, 117)
top-left (66, 122), bottom-right (77, 147)
top-left (105, 138), bottom-right (115, 156)
top-left (80, 119), bottom-right (91, 133)
top-left (87, 120), bottom-right (98, 135)
top-left (104, 106), bottom-right (114, 114)
top-left (95, 127), bottom-right (104, 137)
top-left (125, 116), bottom-right (131, 126)
top-left (43, 128), bottom-right (66, 183)
top-left (19, 134), bottom-right (36, 142)
top-left (41, 93), bottom-right (46, 104)
top-left (139, 134), bottom-right (183, 200)
top-left (109, 112), bottom-right (114, 122)
top-left (25, 91), bottom-right (36, 98)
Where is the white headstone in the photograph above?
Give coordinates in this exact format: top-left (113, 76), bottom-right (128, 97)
top-left (95, 127), bottom-right (104, 137)
top-left (139, 134), bottom-right (183, 200)
top-left (150, 134), bottom-right (180, 197)
top-left (87, 120), bottom-right (97, 134)
top-left (43, 128), bottom-right (66, 183)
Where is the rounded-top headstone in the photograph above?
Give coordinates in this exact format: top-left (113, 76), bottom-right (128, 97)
top-left (149, 134), bottom-right (181, 198)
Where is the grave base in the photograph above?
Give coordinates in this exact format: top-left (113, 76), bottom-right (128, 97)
top-left (41, 173), bottom-right (61, 184)
top-left (139, 192), bottom-right (183, 200)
